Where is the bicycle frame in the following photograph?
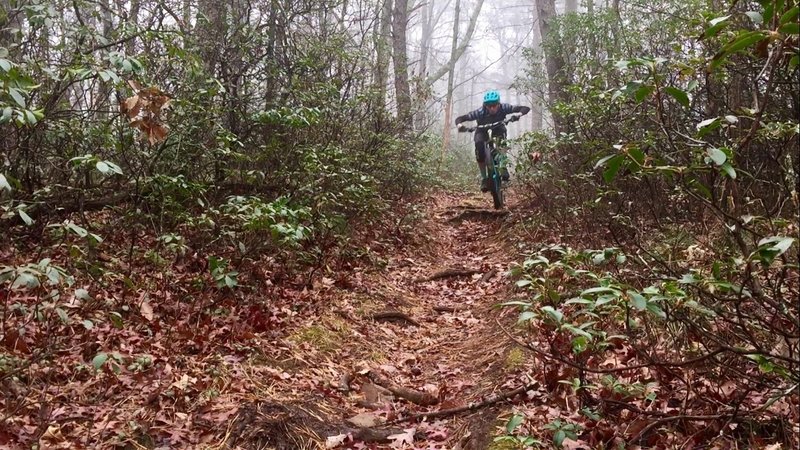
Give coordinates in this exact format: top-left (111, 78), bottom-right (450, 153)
top-left (458, 117), bottom-right (518, 209)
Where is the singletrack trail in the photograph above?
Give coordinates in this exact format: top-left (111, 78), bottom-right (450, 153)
top-left (248, 191), bottom-right (526, 449)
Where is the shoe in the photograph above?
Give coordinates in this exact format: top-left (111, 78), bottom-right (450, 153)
top-left (480, 178), bottom-right (490, 192)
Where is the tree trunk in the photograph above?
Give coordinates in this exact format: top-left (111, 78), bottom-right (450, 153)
top-left (374, 0), bottom-right (393, 107)
top-left (442, 0), bottom-right (461, 153)
top-left (535, 0), bottom-right (566, 134)
top-left (392, 0), bottom-right (412, 125)
top-left (414, 0), bottom-right (435, 129)
top-left (565, 0), bottom-right (578, 12)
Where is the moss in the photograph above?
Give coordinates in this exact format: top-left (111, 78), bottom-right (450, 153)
top-left (487, 439), bottom-right (523, 450)
top-left (290, 325), bottom-right (339, 352)
top-left (505, 347), bottom-right (525, 370)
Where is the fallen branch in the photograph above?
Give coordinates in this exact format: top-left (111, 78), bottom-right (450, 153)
top-left (416, 267), bottom-right (482, 283)
top-left (433, 305), bottom-right (456, 313)
top-left (387, 381), bottom-right (538, 424)
top-left (365, 371), bottom-right (438, 406)
top-left (370, 311), bottom-right (421, 327)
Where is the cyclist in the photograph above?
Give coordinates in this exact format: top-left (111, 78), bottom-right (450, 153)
top-left (455, 90), bottom-right (530, 192)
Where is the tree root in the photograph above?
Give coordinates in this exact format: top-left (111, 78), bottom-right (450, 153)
top-left (365, 371), bottom-right (438, 406)
top-left (388, 381), bottom-right (538, 424)
top-left (416, 267), bottom-right (482, 282)
top-left (370, 310), bottom-right (421, 327)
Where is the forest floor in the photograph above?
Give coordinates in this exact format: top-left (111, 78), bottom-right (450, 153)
top-left (253, 190), bottom-right (533, 450)
top-left (4, 189), bottom-right (557, 449)
top-left (5, 188), bottom-right (794, 449)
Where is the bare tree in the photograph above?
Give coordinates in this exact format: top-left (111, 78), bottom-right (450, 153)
top-left (374, 0), bottom-right (393, 106)
top-left (392, 0), bottom-right (412, 124)
top-left (535, 0), bottom-right (566, 133)
top-left (424, 0), bottom-right (485, 86)
top-left (441, 0), bottom-right (461, 151)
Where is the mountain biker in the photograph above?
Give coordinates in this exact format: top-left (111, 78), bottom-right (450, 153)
top-left (455, 90), bottom-right (530, 192)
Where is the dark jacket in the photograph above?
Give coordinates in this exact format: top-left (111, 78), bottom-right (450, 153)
top-left (455, 103), bottom-right (531, 126)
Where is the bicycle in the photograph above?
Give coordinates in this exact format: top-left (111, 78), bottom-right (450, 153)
top-left (458, 116), bottom-right (520, 210)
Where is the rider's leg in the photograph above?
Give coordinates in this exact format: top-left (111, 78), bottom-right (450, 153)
top-left (474, 132), bottom-right (490, 192)
top-left (493, 126), bottom-right (511, 181)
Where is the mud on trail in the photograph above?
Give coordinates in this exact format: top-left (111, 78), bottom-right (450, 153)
top-left (237, 191), bottom-right (529, 450)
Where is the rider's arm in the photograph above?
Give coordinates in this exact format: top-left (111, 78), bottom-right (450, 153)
top-left (511, 105), bottom-right (531, 115)
top-left (455, 107), bottom-right (483, 125)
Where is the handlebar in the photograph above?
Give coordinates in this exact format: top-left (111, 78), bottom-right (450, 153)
top-left (457, 115), bottom-right (521, 133)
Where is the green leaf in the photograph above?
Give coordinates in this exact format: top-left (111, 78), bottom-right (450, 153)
top-left (0, 58), bottom-right (11, 72)
top-left (582, 286), bottom-right (618, 295)
top-left (720, 162), bottom-right (737, 179)
top-left (704, 15), bottom-right (730, 38)
top-left (663, 86), bottom-right (690, 107)
top-left (0, 173), bottom-right (11, 192)
top-left (518, 311), bottom-right (537, 323)
top-left (109, 311), bottom-right (124, 329)
top-left (56, 307), bottom-right (70, 324)
top-left (745, 11), bottom-right (763, 25)
top-left (789, 54), bottom-right (799, 71)
top-left (75, 288), bottom-right (92, 301)
top-left (516, 279), bottom-right (532, 288)
top-left (697, 117), bottom-right (721, 137)
top-left (779, 22), bottom-right (799, 34)
top-left (23, 109), bottom-right (36, 125)
top-left (554, 429), bottom-right (567, 447)
top-left (707, 147), bottom-right (727, 165)
top-left (12, 272), bottom-right (39, 289)
top-left (602, 155), bottom-right (625, 183)
top-left (562, 323), bottom-right (593, 339)
top-left (646, 302), bottom-right (667, 319)
top-left (711, 31), bottom-right (768, 70)
top-left (8, 88), bottom-right (25, 108)
top-left (594, 154), bottom-right (616, 170)
top-left (634, 84), bottom-right (655, 102)
top-left (780, 6), bottom-right (799, 25)
top-left (92, 352), bottom-right (109, 370)
top-left (629, 292), bottom-right (647, 311)
top-left (81, 319), bottom-right (94, 330)
top-left (96, 161), bottom-right (111, 174)
top-left (18, 209), bottom-right (33, 226)
top-left (506, 414), bottom-right (524, 433)
top-left (754, 236), bottom-right (795, 265)
top-left (1, 106), bottom-right (12, 123)
top-left (541, 306), bottom-right (564, 324)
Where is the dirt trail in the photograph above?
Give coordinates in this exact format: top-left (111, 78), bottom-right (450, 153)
top-left (243, 191), bottom-right (527, 449)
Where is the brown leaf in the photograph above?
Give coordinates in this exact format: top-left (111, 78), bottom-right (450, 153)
top-left (127, 79), bottom-right (141, 92)
top-left (346, 412), bottom-right (382, 428)
top-left (141, 300), bottom-right (154, 322)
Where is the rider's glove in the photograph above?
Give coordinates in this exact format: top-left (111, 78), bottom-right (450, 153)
top-left (509, 115), bottom-right (519, 122)
top-left (457, 124), bottom-right (467, 132)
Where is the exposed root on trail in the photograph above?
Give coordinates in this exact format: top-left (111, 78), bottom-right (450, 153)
top-left (370, 310), bottom-right (421, 327)
top-left (388, 380), bottom-right (540, 424)
top-left (364, 370), bottom-right (438, 406)
top-left (416, 267), bottom-right (482, 282)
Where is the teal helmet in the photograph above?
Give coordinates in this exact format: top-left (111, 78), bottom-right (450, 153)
top-left (483, 90), bottom-right (500, 105)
